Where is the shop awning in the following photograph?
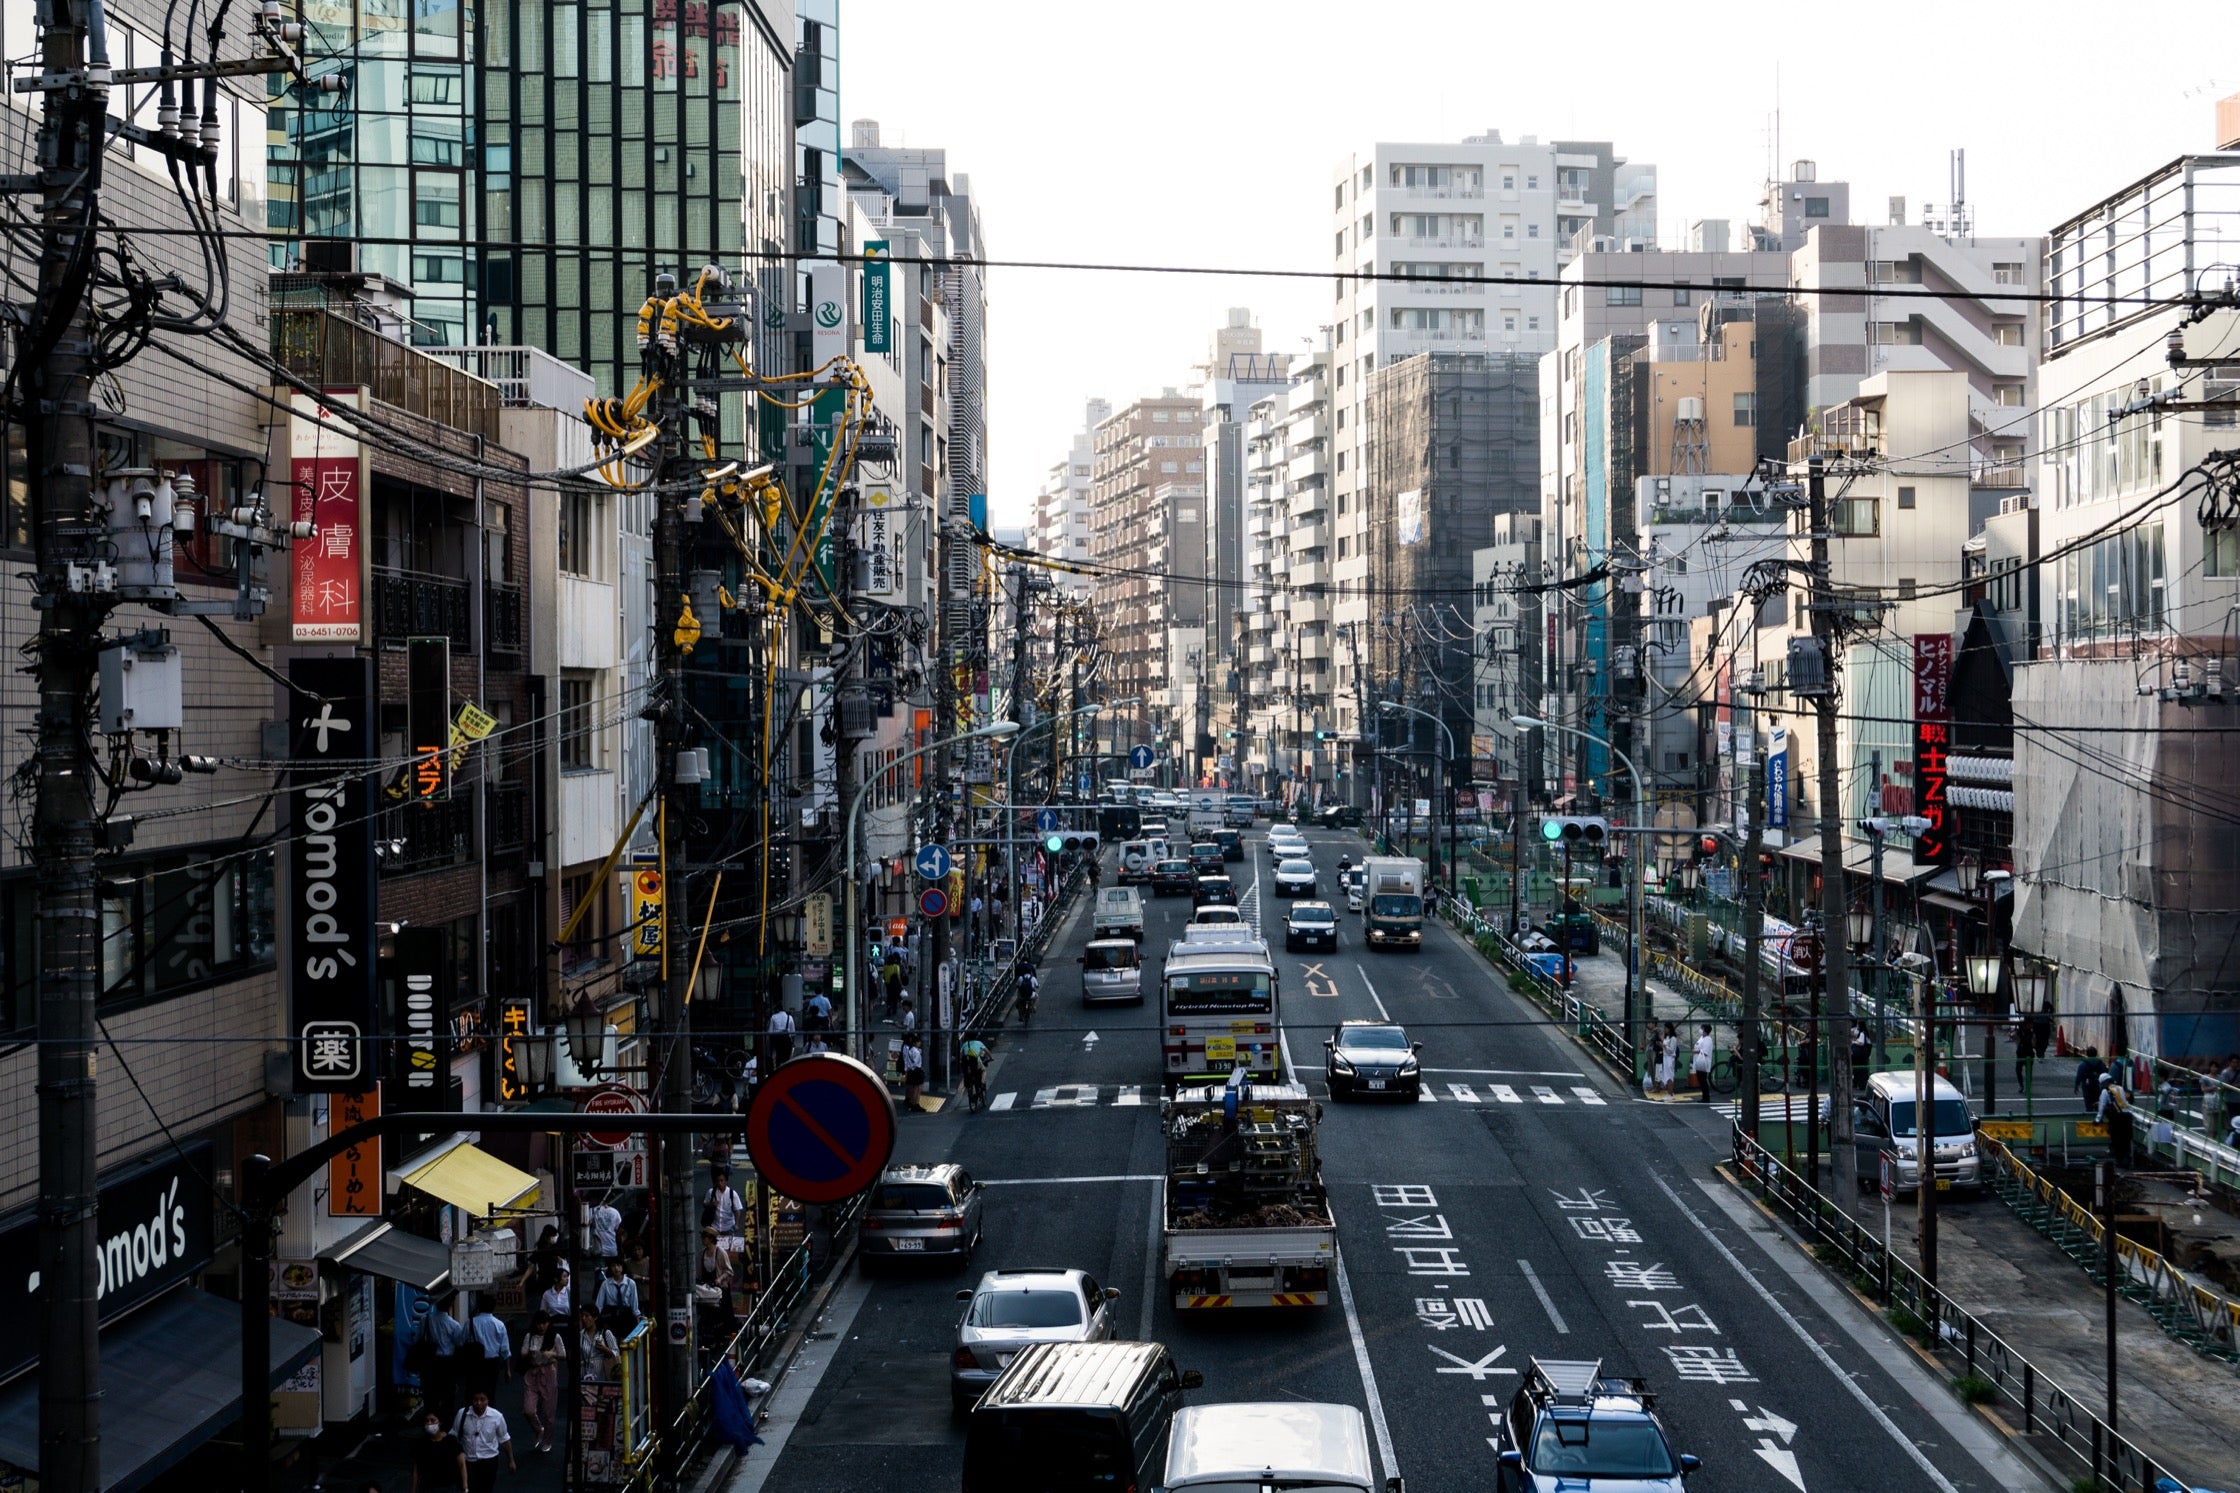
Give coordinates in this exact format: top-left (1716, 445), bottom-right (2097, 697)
top-left (323, 1221), bottom-right (452, 1292)
top-left (0, 1288), bottom-right (319, 1491)
top-left (400, 1143), bottom-right (541, 1218)
top-left (1778, 836), bottom-right (1938, 885)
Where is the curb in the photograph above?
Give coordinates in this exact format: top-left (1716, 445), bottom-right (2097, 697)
top-left (1711, 1162), bottom-right (2074, 1493)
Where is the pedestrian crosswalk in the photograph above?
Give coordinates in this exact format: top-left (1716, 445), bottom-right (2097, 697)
top-left (973, 1081), bottom-right (1612, 1112)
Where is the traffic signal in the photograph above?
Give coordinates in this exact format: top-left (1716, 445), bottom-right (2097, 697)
top-left (1538, 816), bottom-right (1610, 847)
top-left (1697, 835), bottom-right (1721, 858)
top-left (1043, 830), bottom-right (1101, 855)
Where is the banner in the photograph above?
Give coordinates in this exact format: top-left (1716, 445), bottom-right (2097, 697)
top-left (1767, 726), bottom-right (1789, 830)
top-left (289, 656), bottom-right (378, 1091)
top-left (391, 926), bottom-right (451, 1108)
top-left (859, 484), bottom-right (902, 599)
top-left (289, 391), bottom-right (367, 642)
top-left (1912, 634), bottom-right (1956, 865)
top-left (328, 1089), bottom-right (382, 1217)
top-left (629, 869), bottom-right (665, 960)
top-left (494, 997), bottom-right (533, 1103)
top-left (804, 892), bottom-right (834, 957)
top-left (861, 240), bottom-right (891, 353)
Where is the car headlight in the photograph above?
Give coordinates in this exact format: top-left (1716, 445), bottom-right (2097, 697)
top-left (1398, 1057), bottom-right (1419, 1074)
top-left (1330, 1054), bottom-right (1354, 1073)
top-left (1956, 1141), bottom-right (1976, 1158)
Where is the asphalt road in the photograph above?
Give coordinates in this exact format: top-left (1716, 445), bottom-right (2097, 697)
top-left (735, 827), bottom-right (2043, 1493)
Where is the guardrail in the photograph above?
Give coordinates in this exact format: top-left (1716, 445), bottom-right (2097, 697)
top-left (1443, 898), bottom-right (1631, 1073)
top-left (1731, 1126), bottom-right (2185, 1493)
top-left (1982, 1137), bottom-right (2240, 1362)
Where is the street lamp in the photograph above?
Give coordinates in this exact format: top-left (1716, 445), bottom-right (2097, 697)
top-left (1513, 713), bottom-right (1648, 1084)
top-left (1005, 700), bottom-right (1134, 945)
top-left (1379, 700), bottom-right (1458, 895)
top-left (843, 720), bottom-right (1021, 1059)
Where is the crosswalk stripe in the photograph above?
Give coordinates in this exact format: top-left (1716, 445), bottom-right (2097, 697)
top-left (1531, 1085), bottom-right (1563, 1105)
top-left (1491, 1084), bottom-right (1523, 1104)
top-left (1114, 1085), bottom-right (1143, 1107)
top-left (988, 1091), bottom-right (1017, 1111)
top-left (1571, 1087), bottom-right (1607, 1106)
top-left (1417, 1084), bottom-right (1438, 1103)
top-left (1447, 1083), bottom-right (1480, 1103)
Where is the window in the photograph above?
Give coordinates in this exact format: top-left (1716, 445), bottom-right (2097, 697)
top-left (2208, 529), bottom-right (2240, 578)
top-left (1993, 322), bottom-right (2024, 347)
top-left (1897, 578), bottom-right (1917, 600)
top-left (1992, 262), bottom-right (2025, 286)
top-left (1828, 497), bottom-right (1879, 537)
top-left (1160, 461), bottom-right (1179, 473)
top-left (560, 872), bottom-right (607, 972)
top-left (1335, 183), bottom-right (1346, 209)
top-left (1605, 285), bottom-right (1641, 306)
top-left (1502, 174), bottom-right (1515, 190)
top-left (1526, 175), bottom-right (1538, 189)
top-left (1871, 320), bottom-right (1923, 345)
top-left (558, 490), bottom-right (596, 577)
top-left (1335, 230), bottom-right (1346, 257)
top-left (1152, 410), bottom-right (1170, 423)
top-left (1994, 383), bottom-right (2025, 407)
top-left (560, 673), bottom-right (597, 770)
top-left (1526, 317), bottom-right (1539, 331)
top-left (1804, 196), bottom-right (1830, 218)
top-left (1897, 485), bottom-right (1916, 510)
top-left (1673, 288), bottom-right (1690, 306)
top-left (1360, 214), bottom-right (1372, 240)
top-left (1732, 392), bottom-right (1756, 427)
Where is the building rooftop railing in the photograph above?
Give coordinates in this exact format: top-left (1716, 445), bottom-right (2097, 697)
top-left (270, 305), bottom-right (502, 442)
top-left (421, 344), bottom-right (598, 413)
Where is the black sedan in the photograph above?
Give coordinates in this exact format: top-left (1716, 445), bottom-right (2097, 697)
top-left (1284, 901), bottom-right (1339, 951)
top-left (1149, 859), bottom-right (1196, 895)
top-left (1188, 842), bottom-right (1224, 876)
top-left (1324, 1020), bottom-right (1422, 1100)
top-left (1192, 874), bottom-right (1238, 909)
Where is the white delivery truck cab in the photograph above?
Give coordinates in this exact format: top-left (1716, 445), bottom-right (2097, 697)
top-left (1093, 885), bottom-right (1146, 941)
top-left (1162, 1402), bottom-right (1399, 1493)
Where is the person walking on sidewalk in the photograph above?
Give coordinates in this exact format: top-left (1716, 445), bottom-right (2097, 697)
top-left (518, 1311), bottom-right (567, 1454)
top-left (2073, 1047), bottom-right (2106, 1106)
top-left (452, 1391), bottom-right (516, 1493)
top-left (1850, 1021), bottom-right (1872, 1086)
top-left (1692, 1025), bottom-right (1714, 1101)
top-left (1654, 1024), bottom-right (1677, 1095)
top-left (902, 1034), bottom-right (927, 1112)
top-left (409, 1408), bottom-right (468, 1493)
top-left (767, 1003), bottom-right (798, 1068)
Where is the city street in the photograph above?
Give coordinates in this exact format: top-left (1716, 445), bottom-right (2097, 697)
top-left (737, 830), bottom-right (2039, 1493)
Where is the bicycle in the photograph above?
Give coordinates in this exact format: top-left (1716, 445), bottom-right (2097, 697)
top-left (1710, 1038), bottom-right (1793, 1096)
top-left (961, 1059), bottom-right (988, 1112)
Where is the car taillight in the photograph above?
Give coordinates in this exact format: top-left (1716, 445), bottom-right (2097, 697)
top-left (934, 1213), bottom-right (961, 1230)
top-left (862, 1217), bottom-right (883, 1230)
top-left (952, 1347), bottom-right (976, 1370)
top-left (1254, 1023), bottom-right (1270, 1034)
top-left (1169, 1026), bottom-right (1186, 1036)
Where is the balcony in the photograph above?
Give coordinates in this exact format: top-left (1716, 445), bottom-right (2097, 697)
top-left (375, 566), bottom-right (472, 646)
top-left (270, 306), bottom-right (501, 441)
top-left (419, 344), bottom-right (596, 412)
top-left (378, 794), bottom-right (476, 876)
top-left (1399, 234), bottom-right (1485, 250)
top-left (1972, 461), bottom-right (2029, 490)
top-left (1392, 184), bottom-right (1484, 201)
top-left (486, 583), bottom-right (524, 660)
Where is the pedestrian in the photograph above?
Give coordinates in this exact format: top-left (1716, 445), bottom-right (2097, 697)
top-left (738, 1052), bottom-right (759, 1110)
top-left (703, 1165), bottom-right (745, 1236)
top-left (585, 1198), bottom-right (622, 1263)
top-left (409, 1407), bottom-right (468, 1493)
top-left (422, 1300), bottom-right (468, 1425)
top-left (593, 1257), bottom-right (641, 1329)
top-left (2218, 1053), bottom-right (2240, 1089)
top-left (805, 987), bottom-right (833, 1034)
top-left (896, 997), bottom-right (916, 1036)
top-left (2103, 1077), bottom-right (2137, 1165)
top-left (970, 891), bottom-right (986, 941)
top-left (1692, 1025), bottom-right (1714, 1101)
top-left (1655, 1024), bottom-right (1677, 1096)
top-left (881, 957), bottom-right (904, 1017)
top-left (1850, 1020), bottom-right (1872, 1085)
top-left (2073, 1046), bottom-right (2106, 1106)
top-left (537, 1265), bottom-right (572, 1325)
top-left (518, 1311), bottom-right (567, 1454)
top-left (575, 1304), bottom-right (620, 1383)
top-left (467, 1301), bottom-right (511, 1399)
top-left (695, 1227), bottom-right (737, 1340)
top-left (516, 1224), bottom-right (565, 1295)
top-left (451, 1390), bottom-right (516, 1493)
top-left (902, 1033), bottom-right (927, 1113)
top-left (767, 1002), bottom-right (797, 1067)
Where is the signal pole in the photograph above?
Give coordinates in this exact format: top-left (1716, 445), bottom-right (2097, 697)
top-left (1804, 455), bottom-right (1859, 1196)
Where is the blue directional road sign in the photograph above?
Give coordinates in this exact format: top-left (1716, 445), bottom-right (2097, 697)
top-left (1035, 809), bottom-right (1060, 833)
top-left (1129, 745), bottom-right (1156, 771)
top-left (913, 844), bottom-right (952, 881)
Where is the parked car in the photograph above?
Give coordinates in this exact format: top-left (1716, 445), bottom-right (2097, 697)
top-left (1212, 828), bottom-right (1244, 862)
top-left (1496, 1358), bottom-right (1697, 1492)
top-left (1188, 842), bottom-right (1224, 876)
top-left (1273, 858), bottom-right (1317, 897)
top-left (862, 1164), bottom-right (983, 1268)
top-left (950, 1268), bottom-right (1120, 1416)
top-left (1284, 901), bottom-right (1339, 951)
top-left (1150, 859), bottom-right (1196, 895)
top-left (1324, 1020), bottom-right (1422, 1100)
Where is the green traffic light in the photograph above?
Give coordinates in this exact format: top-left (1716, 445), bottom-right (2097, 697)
top-left (1540, 819), bottom-right (1564, 842)
top-left (1044, 834), bottom-right (1065, 852)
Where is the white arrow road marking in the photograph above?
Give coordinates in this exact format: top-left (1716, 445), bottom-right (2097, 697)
top-left (1428, 1343), bottom-right (1517, 1380)
top-left (1082, 1030), bottom-right (1100, 1052)
top-left (1741, 1405), bottom-right (1799, 1443)
top-left (1754, 1440), bottom-right (1807, 1492)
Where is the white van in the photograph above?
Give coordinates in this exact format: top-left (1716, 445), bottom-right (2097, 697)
top-left (1851, 1071), bottom-right (1980, 1193)
top-left (1079, 939), bottom-right (1145, 1004)
top-left (1093, 885), bottom-right (1146, 941)
top-left (1163, 1402), bottom-right (1399, 1493)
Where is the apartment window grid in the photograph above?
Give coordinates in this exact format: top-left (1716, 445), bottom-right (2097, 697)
top-left (559, 672), bottom-right (598, 770)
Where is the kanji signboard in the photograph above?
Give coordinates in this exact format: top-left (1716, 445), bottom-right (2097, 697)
top-left (289, 391), bottom-right (367, 642)
top-left (1912, 634), bottom-right (1956, 865)
top-left (328, 1089), bottom-right (382, 1217)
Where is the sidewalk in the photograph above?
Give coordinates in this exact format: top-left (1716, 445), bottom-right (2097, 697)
top-left (287, 1358), bottom-right (567, 1493)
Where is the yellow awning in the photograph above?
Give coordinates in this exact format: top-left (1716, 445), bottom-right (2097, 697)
top-left (400, 1144), bottom-right (541, 1218)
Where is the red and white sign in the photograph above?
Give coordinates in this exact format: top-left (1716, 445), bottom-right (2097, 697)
top-left (1912, 634), bottom-right (1955, 865)
top-left (578, 1083), bottom-right (646, 1149)
top-left (290, 391), bottom-right (367, 642)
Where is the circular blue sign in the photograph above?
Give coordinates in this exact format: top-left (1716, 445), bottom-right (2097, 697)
top-left (913, 844), bottom-right (952, 880)
top-left (1035, 809), bottom-right (1059, 833)
top-left (1129, 745), bottom-right (1156, 770)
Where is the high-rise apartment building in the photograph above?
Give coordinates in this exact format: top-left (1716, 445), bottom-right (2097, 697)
top-left (1196, 312), bottom-right (1290, 722)
top-left (1031, 400), bottom-right (1106, 599)
top-left (1089, 395), bottom-right (1207, 756)
top-left (1239, 347), bottom-right (1332, 797)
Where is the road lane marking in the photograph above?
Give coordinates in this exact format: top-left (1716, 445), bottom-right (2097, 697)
top-left (1531, 1085), bottom-right (1563, 1105)
top-left (1334, 1245), bottom-right (1401, 1487)
top-left (1113, 1085), bottom-right (1143, 1106)
top-left (1648, 1172), bottom-right (1960, 1493)
top-left (1139, 1178), bottom-right (1161, 1341)
top-left (1447, 1083), bottom-right (1481, 1102)
top-left (988, 1091), bottom-right (1016, 1111)
top-left (1491, 1084), bottom-right (1523, 1104)
top-left (1516, 1259), bottom-right (1570, 1334)
top-left (1035, 1084), bottom-right (1099, 1108)
top-left (1571, 1087), bottom-right (1608, 1106)
top-left (980, 1174), bottom-right (1161, 1186)
top-left (1417, 1084), bottom-right (1438, 1103)
top-left (1357, 969), bottom-right (1393, 1021)
top-left (1421, 1067), bottom-right (1585, 1078)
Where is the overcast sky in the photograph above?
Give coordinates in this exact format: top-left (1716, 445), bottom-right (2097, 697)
top-left (839, 0), bottom-right (2236, 527)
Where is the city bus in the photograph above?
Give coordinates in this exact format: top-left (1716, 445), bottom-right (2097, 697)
top-left (1160, 935), bottom-right (1281, 1085)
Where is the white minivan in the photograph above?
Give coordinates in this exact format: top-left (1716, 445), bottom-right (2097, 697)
top-left (1079, 939), bottom-right (1145, 1004)
top-left (1162, 1402), bottom-right (1400, 1493)
top-left (1850, 1071), bottom-right (1981, 1194)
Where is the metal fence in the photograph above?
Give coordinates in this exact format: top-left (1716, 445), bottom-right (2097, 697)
top-left (1730, 1126), bottom-right (2184, 1493)
top-left (1443, 898), bottom-right (1630, 1072)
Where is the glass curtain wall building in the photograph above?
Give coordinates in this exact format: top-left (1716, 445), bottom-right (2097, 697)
top-left (270, 0), bottom-right (796, 444)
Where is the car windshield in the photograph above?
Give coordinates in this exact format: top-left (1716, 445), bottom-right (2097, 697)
top-left (1291, 906), bottom-right (1333, 925)
top-left (1084, 945), bottom-right (1137, 970)
top-left (969, 1289), bottom-right (1085, 1329)
top-left (1196, 909), bottom-right (1240, 923)
top-left (1193, 844), bottom-right (1219, 856)
top-left (1157, 861), bottom-right (1190, 874)
top-left (1888, 1098), bottom-right (1975, 1138)
top-left (1343, 1027), bottom-right (1409, 1051)
top-left (1371, 894), bottom-right (1421, 916)
top-left (870, 1183), bottom-right (951, 1211)
top-left (1529, 1418), bottom-right (1678, 1477)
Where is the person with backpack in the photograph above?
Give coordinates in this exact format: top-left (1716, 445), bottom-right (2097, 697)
top-left (702, 1165), bottom-right (745, 1236)
top-left (2074, 1047), bottom-right (2107, 1107)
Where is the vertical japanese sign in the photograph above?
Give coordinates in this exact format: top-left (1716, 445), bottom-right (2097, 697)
top-left (1912, 633), bottom-right (1955, 865)
top-left (804, 893), bottom-right (834, 957)
top-left (861, 240), bottom-right (891, 354)
top-left (289, 391), bottom-right (367, 642)
top-left (809, 262), bottom-right (847, 369)
top-left (392, 926), bottom-right (450, 1107)
top-left (328, 1089), bottom-right (382, 1217)
top-left (629, 869), bottom-right (665, 960)
top-left (289, 655), bottom-right (377, 1091)
top-left (406, 636), bottom-right (451, 802)
top-left (859, 483), bottom-right (901, 599)
top-left (1767, 726), bottom-right (1788, 830)
top-left (495, 997), bottom-right (533, 1102)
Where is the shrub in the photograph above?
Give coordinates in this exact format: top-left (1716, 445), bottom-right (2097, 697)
top-left (1887, 1306), bottom-right (1927, 1339)
top-left (1953, 1375), bottom-right (1997, 1405)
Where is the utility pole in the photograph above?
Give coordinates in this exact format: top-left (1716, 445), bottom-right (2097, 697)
top-left (1804, 455), bottom-right (1859, 1197)
top-left (1739, 728), bottom-right (1768, 1138)
top-left (29, 9), bottom-right (107, 1487)
top-left (1868, 752), bottom-right (1888, 1068)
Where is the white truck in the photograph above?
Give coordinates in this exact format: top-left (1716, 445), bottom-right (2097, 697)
top-left (1360, 855), bottom-right (1426, 950)
top-left (1161, 1080), bottom-right (1334, 1309)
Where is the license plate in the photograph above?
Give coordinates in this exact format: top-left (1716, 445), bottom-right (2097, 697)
top-left (892, 1238), bottom-right (925, 1251)
top-left (1934, 1179), bottom-right (1953, 1192)
top-left (1366, 1079), bottom-right (1387, 1091)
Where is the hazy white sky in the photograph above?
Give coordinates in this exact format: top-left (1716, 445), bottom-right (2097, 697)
top-left (839, 0), bottom-right (2236, 527)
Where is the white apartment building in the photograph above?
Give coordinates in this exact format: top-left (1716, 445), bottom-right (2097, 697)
top-left (1030, 399), bottom-right (1104, 599)
top-left (1239, 348), bottom-right (1335, 798)
top-left (1327, 133), bottom-right (1656, 787)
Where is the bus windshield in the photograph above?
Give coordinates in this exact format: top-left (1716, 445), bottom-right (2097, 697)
top-left (1165, 970), bottom-right (1274, 1014)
